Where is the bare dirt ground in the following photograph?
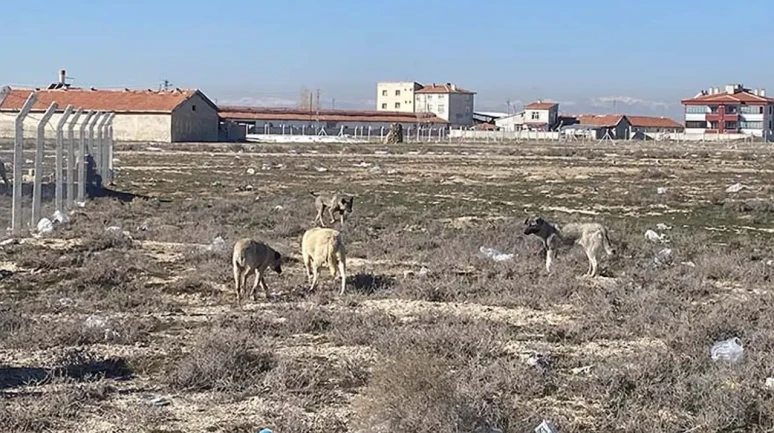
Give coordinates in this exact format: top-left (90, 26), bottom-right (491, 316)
top-left (2, 140), bottom-right (774, 432)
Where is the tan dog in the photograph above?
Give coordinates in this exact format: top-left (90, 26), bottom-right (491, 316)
top-left (310, 192), bottom-right (353, 227)
top-left (523, 216), bottom-right (615, 277)
top-left (232, 238), bottom-right (283, 304)
top-left (301, 227), bottom-right (347, 295)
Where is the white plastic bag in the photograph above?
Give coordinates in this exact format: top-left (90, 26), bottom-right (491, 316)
top-left (710, 337), bottom-right (744, 364)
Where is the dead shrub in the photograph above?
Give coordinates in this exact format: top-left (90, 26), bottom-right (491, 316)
top-left (166, 327), bottom-right (275, 392)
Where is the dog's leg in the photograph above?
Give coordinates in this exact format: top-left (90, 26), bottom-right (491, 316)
top-left (315, 207), bottom-right (326, 227)
top-left (309, 265), bottom-right (319, 292)
top-left (338, 259), bottom-right (347, 296)
top-left (328, 207), bottom-right (337, 224)
top-left (545, 248), bottom-right (556, 274)
top-left (303, 254), bottom-right (313, 283)
top-left (258, 272), bottom-right (270, 300)
top-left (233, 264), bottom-right (242, 305)
top-left (251, 269), bottom-right (262, 301)
top-left (340, 212), bottom-right (345, 226)
top-left (586, 236), bottom-right (602, 277)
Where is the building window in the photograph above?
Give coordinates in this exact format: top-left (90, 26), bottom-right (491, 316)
top-left (709, 121), bottom-right (719, 129)
top-left (381, 103), bottom-right (387, 109)
top-left (725, 105), bottom-right (738, 114)
top-left (427, 105), bottom-right (433, 112)
top-left (709, 106), bottom-right (719, 114)
top-left (395, 90), bottom-right (401, 96)
top-left (740, 105), bottom-right (764, 114)
top-left (531, 111), bottom-right (540, 120)
top-left (437, 104), bottom-right (445, 112)
top-left (740, 121), bottom-right (763, 129)
top-left (724, 121), bottom-right (737, 130)
top-left (382, 90), bottom-right (387, 96)
top-left (192, 105), bottom-right (197, 111)
top-left (394, 102), bottom-right (400, 109)
top-left (427, 95), bottom-right (433, 100)
top-left (685, 105), bottom-right (708, 114)
top-left (436, 94), bottom-right (445, 100)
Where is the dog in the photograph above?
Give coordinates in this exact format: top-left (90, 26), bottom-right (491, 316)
top-left (310, 192), bottom-right (353, 227)
top-left (523, 216), bottom-right (615, 277)
top-left (301, 227), bottom-right (347, 295)
top-left (232, 238), bottom-right (283, 304)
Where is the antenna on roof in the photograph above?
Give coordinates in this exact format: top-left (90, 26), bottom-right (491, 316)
top-left (159, 79), bottom-right (173, 92)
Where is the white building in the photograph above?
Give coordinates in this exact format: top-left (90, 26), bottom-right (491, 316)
top-left (495, 100), bottom-right (559, 131)
top-left (376, 82), bottom-right (422, 113)
top-left (376, 81), bottom-right (476, 126)
top-left (414, 83), bottom-right (475, 126)
top-left (681, 84), bottom-right (774, 139)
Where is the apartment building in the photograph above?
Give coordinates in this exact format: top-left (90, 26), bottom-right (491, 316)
top-left (681, 84), bottom-right (774, 139)
top-left (376, 82), bottom-right (422, 113)
top-left (376, 81), bottom-right (476, 126)
top-left (414, 83), bottom-right (476, 126)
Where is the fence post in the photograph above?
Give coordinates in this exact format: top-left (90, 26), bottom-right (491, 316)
top-left (11, 92), bottom-right (38, 235)
top-left (31, 102), bottom-right (58, 227)
top-left (77, 111), bottom-right (95, 203)
top-left (105, 113), bottom-right (115, 184)
top-left (95, 113), bottom-right (109, 184)
top-left (66, 108), bottom-right (83, 210)
top-left (54, 105), bottom-right (74, 214)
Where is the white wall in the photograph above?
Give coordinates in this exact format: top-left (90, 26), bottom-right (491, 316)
top-left (495, 113), bottom-right (525, 131)
top-left (245, 118), bottom-right (448, 133)
top-left (376, 82), bottom-right (419, 112)
top-left (0, 111), bottom-right (172, 142)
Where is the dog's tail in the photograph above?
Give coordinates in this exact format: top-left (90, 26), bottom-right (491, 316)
top-left (602, 228), bottom-right (615, 255)
top-left (309, 191), bottom-right (318, 198)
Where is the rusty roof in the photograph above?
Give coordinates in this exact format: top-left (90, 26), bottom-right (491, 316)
top-left (627, 115), bottom-right (684, 129)
top-left (218, 106), bottom-right (448, 124)
top-left (681, 90), bottom-right (774, 105)
top-left (571, 115), bottom-right (625, 127)
top-left (415, 83), bottom-right (475, 94)
top-left (0, 87), bottom-right (210, 113)
top-left (525, 101), bottom-right (558, 110)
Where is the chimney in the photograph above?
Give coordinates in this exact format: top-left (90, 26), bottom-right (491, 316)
top-left (59, 69), bottom-right (66, 85)
top-left (753, 88), bottom-right (759, 96)
top-left (451, 84), bottom-right (456, 91)
top-left (726, 84), bottom-right (735, 94)
top-left (761, 89), bottom-right (766, 97)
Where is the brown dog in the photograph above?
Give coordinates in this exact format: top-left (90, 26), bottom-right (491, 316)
top-left (310, 192), bottom-right (354, 227)
top-left (232, 238), bottom-right (283, 304)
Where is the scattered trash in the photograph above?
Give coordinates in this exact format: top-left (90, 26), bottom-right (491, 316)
top-left (0, 238), bottom-right (18, 247)
top-left (138, 221), bottom-right (152, 232)
top-left (644, 229), bottom-right (669, 243)
top-left (368, 165), bottom-right (382, 173)
top-left (74, 201), bottom-right (86, 208)
top-left (726, 183), bottom-right (746, 193)
top-left (655, 223), bottom-right (672, 231)
top-left (146, 146), bottom-right (162, 152)
top-left (258, 429), bottom-right (273, 433)
top-left (84, 315), bottom-right (120, 340)
top-left (766, 378), bottom-right (774, 389)
top-left (767, 260), bottom-right (773, 267)
top-left (374, 150), bottom-right (388, 155)
top-left (535, 419), bottom-right (559, 433)
top-left (52, 210), bottom-right (69, 225)
top-left (571, 365), bottom-right (593, 375)
top-left (246, 168), bottom-right (256, 175)
top-left (711, 337), bottom-right (744, 364)
top-left (417, 266), bottom-right (429, 278)
top-left (261, 164), bottom-right (272, 171)
top-left (211, 181), bottom-right (223, 187)
top-left (354, 162), bottom-right (372, 168)
top-left (148, 396), bottom-right (171, 407)
top-left (57, 297), bottom-right (75, 308)
top-left (656, 187), bottom-right (668, 194)
top-left (273, 205), bottom-right (284, 212)
top-left (36, 218), bottom-right (54, 235)
top-left (207, 236), bottom-right (226, 252)
top-left (479, 246), bottom-right (514, 262)
top-left (654, 248), bottom-right (673, 266)
top-left (528, 353), bottom-right (552, 373)
top-left (314, 166), bottom-right (328, 172)
top-left (681, 261), bottom-right (696, 268)
top-left (386, 168), bottom-right (398, 175)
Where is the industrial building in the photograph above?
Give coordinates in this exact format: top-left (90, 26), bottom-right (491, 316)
top-left (681, 83), bottom-right (773, 139)
top-left (0, 71), bottom-right (220, 143)
top-left (218, 106), bottom-right (448, 135)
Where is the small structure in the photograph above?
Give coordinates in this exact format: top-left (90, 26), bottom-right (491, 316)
top-left (523, 100), bottom-right (559, 131)
top-left (627, 115), bottom-right (684, 139)
top-left (384, 123), bottom-right (404, 143)
top-left (561, 115), bottom-right (631, 140)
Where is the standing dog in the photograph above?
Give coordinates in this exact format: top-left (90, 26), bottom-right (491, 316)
top-left (232, 238), bottom-right (283, 304)
top-left (301, 227), bottom-right (347, 295)
top-left (523, 217), bottom-right (615, 277)
top-left (310, 192), bottom-right (354, 227)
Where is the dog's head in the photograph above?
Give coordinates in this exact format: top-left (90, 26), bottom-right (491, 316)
top-left (339, 196), bottom-right (354, 213)
top-left (270, 251), bottom-right (283, 275)
top-left (523, 217), bottom-right (546, 235)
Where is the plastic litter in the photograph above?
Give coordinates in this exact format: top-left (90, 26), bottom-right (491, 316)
top-left (52, 210), bottom-right (69, 225)
top-left (36, 218), bottom-right (54, 235)
top-left (246, 168), bottom-right (256, 175)
top-left (726, 183), bottom-right (745, 193)
top-left (654, 248), bottom-right (673, 266)
top-left (710, 337), bottom-right (744, 364)
top-left (644, 229), bottom-right (669, 243)
top-left (766, 378), bottom-right (774, 389)
top-left (417, 266), bottom-right (429, 278)
top-left (479, 246), bottom-right (514, 262)
top-left (655, 223), bottom-right (672, 231)
top-left (656, 187), bottom-right (668, 194)
top-left (207, 236), bottom-right (226, 252)
top-left (535, 419), bottom-right (559, 433)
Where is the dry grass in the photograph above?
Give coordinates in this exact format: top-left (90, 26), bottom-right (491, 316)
top-left (1, 140), bottom-right (773, 432)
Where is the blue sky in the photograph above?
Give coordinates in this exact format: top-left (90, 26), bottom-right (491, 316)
top-left (2, 0), bottom-right (773, 117)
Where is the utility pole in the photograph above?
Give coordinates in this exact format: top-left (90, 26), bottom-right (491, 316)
top-left (159, 79), bottom-right (172, 91)
top-left (332, 98), bottom-right (336, 109)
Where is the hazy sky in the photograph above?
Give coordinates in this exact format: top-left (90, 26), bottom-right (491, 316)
top-left (2, 0), bottom-right (773, 117)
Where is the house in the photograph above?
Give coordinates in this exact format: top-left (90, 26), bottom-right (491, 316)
top-left (561, 115), bottom-right (631, 139)
top-left (495, 111), bottom-right (526, 131)
top-left (0, 74), bottom-right (219, 142)
top-left (376, 82), bottom-right (423, 113)
top-left (681, 83), bottom-right (774, 139)
top-left (523, 100), bottom-right (559, 131)
top-left (627, 115), bottom-right (684, 139)
top-left (218, 106), bottom-right (448, 135)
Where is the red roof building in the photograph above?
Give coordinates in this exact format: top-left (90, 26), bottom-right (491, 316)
top-left (681, 84), bottom-right (774, 138)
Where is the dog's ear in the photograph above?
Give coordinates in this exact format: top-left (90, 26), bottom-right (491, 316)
top-left (524, 218), bottom-right (530, 225)
top-left (274, 251), bottom-right (281, 260)
top-left (536, 217), bottom-right (544, 224)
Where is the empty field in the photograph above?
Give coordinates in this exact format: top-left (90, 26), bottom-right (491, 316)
top-left (2, 140), bottom-right (774, 432)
